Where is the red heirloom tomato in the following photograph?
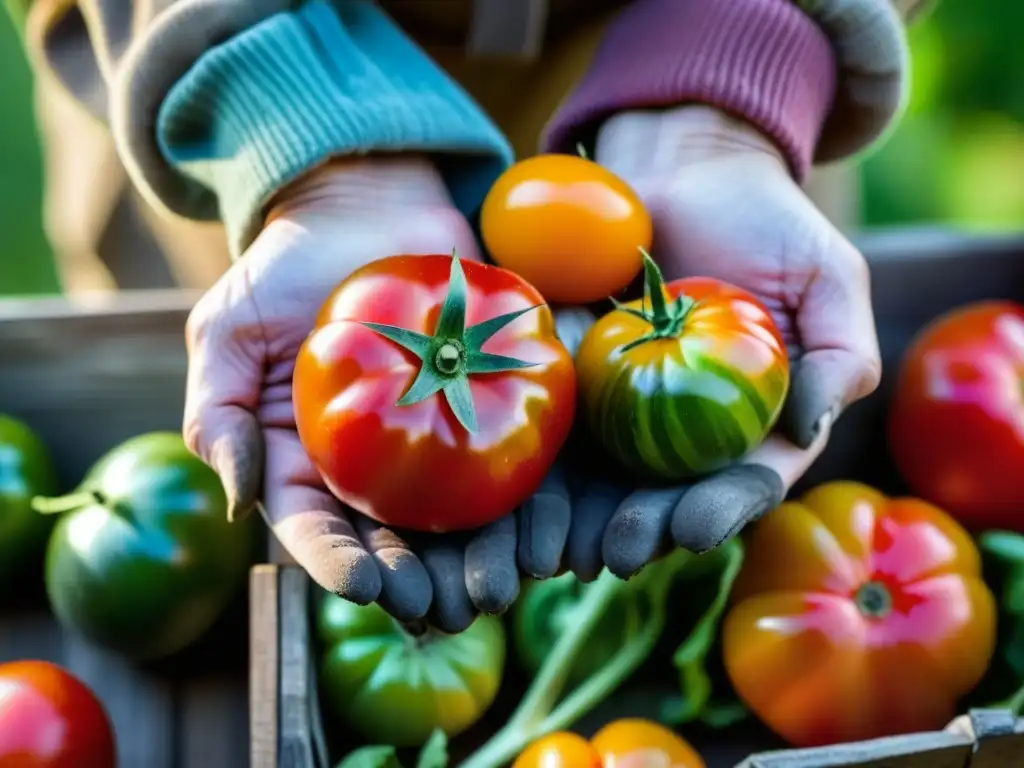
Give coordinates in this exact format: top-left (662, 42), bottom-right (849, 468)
top-left (575, 253), bottom-right (789, 479)
top-left (513, 720), bottom-right (705, 768)
top-left (723, 482), bottom-right (996, 748)
top-left (888, 301), bottom-right (1024, 530)
top-left (293, 254), bottom-right (575, 532)
top-left (480, 154), bottom-right (652, 305)
top-left (0, 660), bottom-right (116, 768)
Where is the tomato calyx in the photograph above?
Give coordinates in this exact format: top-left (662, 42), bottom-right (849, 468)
top-left (614, 250), bottom-right (695, 353)
top-left (853, 580), bottom-right (893, 618)
top-left (361, 253), bottom-right (542, 432)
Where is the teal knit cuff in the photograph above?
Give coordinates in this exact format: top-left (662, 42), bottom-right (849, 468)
top-left (157, 0), bottom-right (514, 257)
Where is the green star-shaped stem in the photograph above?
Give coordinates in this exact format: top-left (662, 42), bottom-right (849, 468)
top-left (615, 248), bottom-right (696, 353)
top-left (361, 254), bottom-right (542, 433)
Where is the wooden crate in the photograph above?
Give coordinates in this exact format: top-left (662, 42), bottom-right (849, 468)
top-left (249, 227), bottom-right (1024, 767)
top-left (0, 289), bottom-right (249, 768)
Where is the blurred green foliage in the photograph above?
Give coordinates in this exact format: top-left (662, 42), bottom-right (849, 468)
top-left (0, 12), bottom-right (58, 295)
top-left (0, 3), bottom-right (1020, 296)
top-left (861, 0), bottom-right (1024, 228)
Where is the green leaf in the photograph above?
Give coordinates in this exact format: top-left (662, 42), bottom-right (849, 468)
top-left (980, 531), bottom-right (1024, 566)
top-left (416, 730), bottom-right (449, 768)
top-left (434, 255), bottom-right (469, 340)
top-left (361, 323), bottom-right (433, 359)
top-left (396, 362), bottom-right (448, 406)
top-left (442, 375), bottom-right (478, 432)
top-left (464, 350), bottom-right (538, 375)
top-left (608, 297), bottom-right (649, 323)
top-left (464, 305), bottom-right (542, 350)
top-left (335, 745), bottom-right (403, 768)
top-left (1006, 567), bottom-right (1024, 615)
top-left (667, 539), bottom-right (745, 726)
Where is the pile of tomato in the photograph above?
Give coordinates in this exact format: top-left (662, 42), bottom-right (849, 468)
top-left (295, 150), bottom-right (1024, 768)
top-left (5, 146), bottom-right (1024, 768)
top-left (293, 153), bottom-right (790, 534)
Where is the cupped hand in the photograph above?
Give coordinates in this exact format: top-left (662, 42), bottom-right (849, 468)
top-left (529, 106), bottom-right (882, 581)
top-left (182, 156), bottom-right (520, 631)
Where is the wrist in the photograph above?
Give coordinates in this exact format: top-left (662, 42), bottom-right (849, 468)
top-left (596, 106), bottom-right (787, 176)
top-left (265, 155), bottom-right (451, 226)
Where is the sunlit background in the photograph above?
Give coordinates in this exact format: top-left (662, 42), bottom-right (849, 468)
top-left (1, 1), bottom-right (1021, 296)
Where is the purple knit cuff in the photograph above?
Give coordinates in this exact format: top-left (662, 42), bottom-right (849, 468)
top-left (542, 0), bottom-right (837, 182)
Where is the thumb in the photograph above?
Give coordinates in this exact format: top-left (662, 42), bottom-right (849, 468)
top-left (183, 268), bottom-right (265, 522)
top-left (784, 241), bottom-right (882, 449)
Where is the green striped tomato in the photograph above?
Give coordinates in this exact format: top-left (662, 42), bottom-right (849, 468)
top-left (575, 259), bottom-right (789, 480)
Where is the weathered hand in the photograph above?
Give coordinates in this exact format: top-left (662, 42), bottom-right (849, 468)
top-left (181, 156), bottom-right (522, 631)
top-left (524, 106), bottom-right (882, 581)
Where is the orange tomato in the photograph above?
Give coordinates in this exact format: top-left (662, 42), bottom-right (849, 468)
top-left (513, 732), bottom-right (601, 768)
top-left (592, 720), bottom-right (705, 768)
top-left (513, 720), bottom-right (704, 768)
top-left (480, 154), bottom-right (652, 305)
top-left (723, 481), bottom-right (996, 748)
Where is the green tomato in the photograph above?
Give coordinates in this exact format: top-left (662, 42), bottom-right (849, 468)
top-left (0, 415), bottom-right (59, 585)
top-left (513, 573), bottom-right (636, 684)
top-left (575, 259), bottom-right (789, 480)
top-left (38, 432), bottom-right (256, 660)
top-left (317, 593), bottom-right (505, 748)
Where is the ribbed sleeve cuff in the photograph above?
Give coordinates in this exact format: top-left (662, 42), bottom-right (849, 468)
top-left (542, 0), bottom-right (837, 182)
top-left (156, 0), bottom-right (514, 256)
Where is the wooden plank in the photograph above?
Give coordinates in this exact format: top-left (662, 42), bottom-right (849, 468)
top-left (251, 565), bottom-right (281, 768)
top-left (945, 710), bottom-right (1024, 768)
top-left (0, 290), bottom-right (197, 486)
top-left (278, 566), bottom-right (317, 768)
top-left (737, 731), bottom-right (973, 768)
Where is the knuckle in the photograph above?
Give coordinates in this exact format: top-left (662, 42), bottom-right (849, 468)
top-left (835, 239), bottom-right (871, 287)
top-left (855, 349), bottom-right (883, 400)
top-left (411, 207), bottom-right (477, 256)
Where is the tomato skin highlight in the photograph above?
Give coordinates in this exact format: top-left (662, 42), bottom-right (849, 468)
top-left (723, 481), bottom-right (996, 748)
top-left (576, 275), bottom-right (788, 479)
top-left (513, 721), bottom-right (704, 768)
top-left (480, 154), bottom-right (652, 305)
top-left (0, 660), bottom-right (116, 768)
top-left (512, 732), bottom-right (602, 768)
top-left (888, 301), bottom-right (1024, 530)
top-left (591, 719), bottom-right (705, 768)
top-left (293, 254), bottom-right (576, 533)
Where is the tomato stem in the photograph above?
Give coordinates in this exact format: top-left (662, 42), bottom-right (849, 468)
top-left (360, 253), bottom-right (543, 433)
top-left (461, 559), bottom-right (683, 768)
top-left (854, 581), bottom-right (892, 618)
top-left (32, 489), bottom-right (106, 515)
top-left (434, 342), bottom-right (463, 376)
top-left (617, 249), bottom-right (695, 354)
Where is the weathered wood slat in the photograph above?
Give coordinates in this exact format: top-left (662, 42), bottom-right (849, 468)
top-left (251, 566), bottom-right (281, 768)
top-left (279, 567), bottom-right (317, 768)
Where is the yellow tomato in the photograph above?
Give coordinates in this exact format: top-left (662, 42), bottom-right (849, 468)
top-left (513, 720), bottom-right (704, 768)
top-left (480, 154), bottom-right (651, 305)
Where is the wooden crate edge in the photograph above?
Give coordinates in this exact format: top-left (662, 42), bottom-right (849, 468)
top-left (250, 564), bottom-right (324, 768)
